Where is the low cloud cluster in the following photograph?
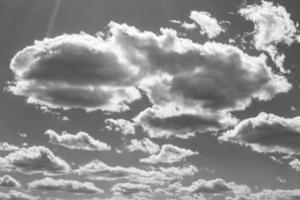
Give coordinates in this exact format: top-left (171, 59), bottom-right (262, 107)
top-left (75, 159), bottom-right (198, 185)
top-left (140, 144), bottom-right (198, 164)
top-left (105, 119), bottom-right (136, 135)
top-left (0, 175), bottom-right (21, 188)
top-left (126, 138), bottom-right (160, 154)
top-left (28, 177), bottom-right (103, 194)
top-left (45, 130), bottom-right (111, 151)
top-left (0, 146), bottom-right (71, 175)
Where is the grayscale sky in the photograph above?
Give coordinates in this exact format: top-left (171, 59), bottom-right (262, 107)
top-left (0, 0), bottom-right (300, 199)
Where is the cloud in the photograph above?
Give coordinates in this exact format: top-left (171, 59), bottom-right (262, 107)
top-left (8, 33), bottom-right (141, 112)
top-left (189, 11), bottom-right (224, 38)
top-left (8, 22), bottom-right (290, 119)
top-left (126, 138), bottom-right (160, 154)
top-left (105, 119), bottom-right (136, 135)
top-left (111, 182), bottom-right (151, 196)
top-left (219, 112), bottom-right (300, 155)
top-left (28, 177), bottom-right (103, 194)
top-left (182, 178), bottom-right (250, 195)
top-left (45, 130), bottom-right (111, 151)
top-left (1, 146), bottom-right (71, 175)
top-left (75, 159), bottom-right (197, 185)
top-left (0, 175), bottom-right (21, 188)
top-left (140, 144), bottom-right (198, 164)
top-left (289, 159), bottom-right (300, 172)
top-left (135, 106), bottom-right (237, 138)
top-left (240, 0), bottom-right (300, 72)
top-left (0, 190), bottom-right (39, 200)
top-left (229, 189), bottom-right (300, 200)
top-left (0, 142), bottom-right (20, 152)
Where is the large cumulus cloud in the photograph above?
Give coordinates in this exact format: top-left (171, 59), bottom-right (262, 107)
top-left (8, 33), bottom-right (141, 112)
top-left (8, 22), bottom-right (291, 138)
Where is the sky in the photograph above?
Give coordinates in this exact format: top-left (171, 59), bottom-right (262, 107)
top-left (1, 0), bottom-right (300, 199)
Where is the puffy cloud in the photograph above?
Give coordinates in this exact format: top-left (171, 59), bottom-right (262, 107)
top-left (75, 159), bottom-right (197, 185)
top-left (0, 142), bottom-right (20, 152)
top-left (220, 112), bottom-right (300, 155)
top-left (181, 178), bottom-right (250, 195)
top-left (135, 106), bottom-right (237, 138)
top-left (140, 144), bottom-right (198, 164)
top-left (0, 190), bottom-right (39, 200)
top-left (289, 159), bottom-right (300, 172)
top-left (28, 177), bottom-right (103, 194)
top-left (111, 182), bottom-right (151, 196)
top-left (8, 22), bottom-right (290, 120)
top-left (230, 189), bottom-right (300, 200)
top-left (240, 1), bottom-right (300, 72)
top-left (105, 119), bottom-right (136, 135)
top-left (7, 33), bottom-right (141, 112)
top-left (0, 175), bottom-right (21, 188)
top-left (1, 146), bottom-right (71, 175)
top-left (126, 138), bottom-right (160, 154)
top-left (190, 11), bottom-right (224, 38)
top-left (45, 130), bottom-right (111, 151)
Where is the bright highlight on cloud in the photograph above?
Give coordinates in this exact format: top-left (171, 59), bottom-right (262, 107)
top-left (240, 0), bottom-right (300, 72)
top-left (45, 130), bottom-right (111, 151)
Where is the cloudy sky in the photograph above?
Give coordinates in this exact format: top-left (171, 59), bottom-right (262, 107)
top-left (1, 0), bottom-right (300, 199)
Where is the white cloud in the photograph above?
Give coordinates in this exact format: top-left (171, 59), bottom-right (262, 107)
top-left (135, 106), bottom-right (237, 139)
top-left (230, 189), bottom-right (300, 200)
top-left (140, 144), bottom-right (198, 164)
top-left (1, 146), bottom-right (71, 175)
top-left (180, 178), bottom-right (250, 195)
top-left (8, 33), bottom-right (141, 112)
top-left (8, 21), bottom-right (290, 121)
top-left (190, 11), bottom-right (224, 38)
top-left (75, 159), bottom-right (197, 185)
top-left (0, 190), bottom-right (39, 200)
top-left (126, 138), bottom-right (160, 154)
top-left (45, 130), bottom-right (111, 151)
top-left (289, 159), bottom-right (300, 172)
top-left (240, 0), bottom-right (300, 72)
top-left (28, 177), bottom-right (103, 194)
top-left (105, 119), bottom-right (136, 135)
top-left (220, 112), bottom-right (300, 155)
top-left (111, 182), bottom-right (151, 196)
top-left (0, 142), bottom-right (20, 152)
top-left (0, 175), bottom-right (21, 188)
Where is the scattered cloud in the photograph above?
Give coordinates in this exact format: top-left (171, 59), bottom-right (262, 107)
top-left (240, 0), bottom-right (300, 72)
top-left (135, 106), bottom-right (237, 138)
top-left (0, 142), bottom-right (20, 152)
top-left (105, 119), bottom-right (136, 135)
top-left (28, 177), bottom-right (104, 194)
top-left (1, 146), bottom-right (71, 175)
top-left (111, 182), bottom-right (151, 196)
top-left (190, 11), bottom-right (224, 38)
top-left (45, 130), bottom-right (111, 151)
top-left (126, 138), bottom-right (160, 154)
top-left (0, 190), bottom-right (39, 200)
top-left (75, 159), bottom-right (197, 185)
top-left (140, 144), bottom-right (198, 164)
top-left (220, 112), bottom-right (300, 155)
top-left (0, 175), bottom-right (21, 188)
top-left (289, 159), bottom-right (300, 172)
